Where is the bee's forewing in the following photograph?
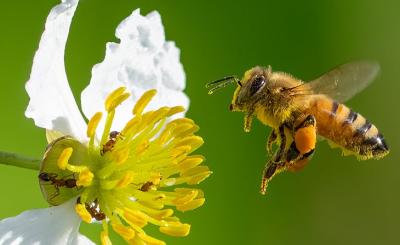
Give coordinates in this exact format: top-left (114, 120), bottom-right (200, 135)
top-left (307, 60), bottom-right (380, 102)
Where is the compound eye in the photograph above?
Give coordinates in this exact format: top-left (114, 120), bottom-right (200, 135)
top-left (250, 76), bottom-right (265, 95)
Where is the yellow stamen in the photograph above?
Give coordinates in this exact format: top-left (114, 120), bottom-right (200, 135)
top-left (176, 136), bottom-right (204, 150)
top-left (176, 198), bottom-right (205, 212)
top-left (150, 172), bottom-right (162, 185)
top-left (123, 208), bottom-right (149, 228)
top-left (171, 146), bottom-right (192, 158)
top-left (132, 89), bottom-right (157, 116)
top-left (178, 155), bottom-right (204, 171)
top-left (105, 87), bottom-right (126, 111)
top-left (137, 232), bottom-right (166, 245)
top-left (136, 140), bottom-right (150, 156)
top-left (107, 93), bottom-right (130, 112)
top-left (112, 147), bottom-right (130, 165)
top-left (87, 112), bottom-right (103, 138)
top-left (121, 117), bottom-right (141, 135)
top-left (47, 87), bottom-right (210, 244)
top-left (181, 166), bottom-right (210, 177)
top-left (159, 222), bottom-right (191, 237)
top-left (66, 164), bottom-right (88, 173)
top-left (150, 209), bottom-right (174, 220)
top-left (112, 223), bottom-right (136, 240)
top-left (75, 203), bottom-right (92, 223)
top-left (166, 106), bottom-right (185, 116)
top-left (173, 190), bottom-right (198, 205)
top-left (101, 231), bottom-right (112, 245)
top-left (116, 171), bottom-right (135, 189)
top-left (187, 171), bottom-right (212, 185)
top-left (76, 168), bottom-right (94, 187)
top-left (57, 147), bottom-right (73, 170)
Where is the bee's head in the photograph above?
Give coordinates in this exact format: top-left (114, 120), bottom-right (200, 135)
top-left (230, 66), bottom-right (271, 112)
top-left (206, 66), bottom-right (271, 112)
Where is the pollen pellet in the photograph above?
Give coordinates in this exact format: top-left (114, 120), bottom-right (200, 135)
top-left (294, 126), bottom-right (316, 154)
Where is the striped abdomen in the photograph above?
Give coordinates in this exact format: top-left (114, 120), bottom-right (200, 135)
top-left (309, 96), bottom-right (389, 159)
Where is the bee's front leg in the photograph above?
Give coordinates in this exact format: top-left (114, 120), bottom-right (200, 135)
top-left (243, 109), bottom-right (254, 133)
top-left (266, 129), bottom-right (278, 156)
top-left (261, 125), bottom-right (286, 195)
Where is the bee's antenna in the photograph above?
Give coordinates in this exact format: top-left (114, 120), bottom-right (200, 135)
top-left (206, 76), bottom-right (240, 94)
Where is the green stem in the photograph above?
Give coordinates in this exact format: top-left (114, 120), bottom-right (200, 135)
top-left (0, 151), bottom-right (41, 170)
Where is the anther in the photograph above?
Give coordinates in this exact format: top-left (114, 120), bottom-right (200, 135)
top-left (87, 112), bottom-right (103, 138)
top-left (132, 89), bottom-right (157, 116)
top-left (57, 147), bottom-right (73, 170)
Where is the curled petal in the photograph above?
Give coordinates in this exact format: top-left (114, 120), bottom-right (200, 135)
top-left (0, 198), bottom-right (94, 245)
top-left (25, 0), bottom-right (87, 141)
top-left (81, 9), bottom-right (189, 133)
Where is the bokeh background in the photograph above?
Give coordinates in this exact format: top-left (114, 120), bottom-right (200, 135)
top-left (0, 0), bottom-right (399, 244)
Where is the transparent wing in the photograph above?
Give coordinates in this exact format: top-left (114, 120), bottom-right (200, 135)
top-left (306, 60), bottom-right (380, 102)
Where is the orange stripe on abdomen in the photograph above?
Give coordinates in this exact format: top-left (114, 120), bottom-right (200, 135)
top-left (309, 96), bottom-right (389, 159)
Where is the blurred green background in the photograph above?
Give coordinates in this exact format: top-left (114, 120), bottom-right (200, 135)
top-left (0, 0), bottom-right (399, 244)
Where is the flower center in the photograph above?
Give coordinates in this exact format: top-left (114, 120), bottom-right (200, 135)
top-left (39, 87), bottom-right (211, 245)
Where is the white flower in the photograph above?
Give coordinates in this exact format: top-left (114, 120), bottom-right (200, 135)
top-left (0, 0), bottom-right (209, 244)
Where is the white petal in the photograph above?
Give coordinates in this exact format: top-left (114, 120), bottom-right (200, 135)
top-left (81, 9), bottom-right (189, 132)
top-left (25, 0), bottom-right (87, 141)
top-left (0, 199), bottom-right (94, 245)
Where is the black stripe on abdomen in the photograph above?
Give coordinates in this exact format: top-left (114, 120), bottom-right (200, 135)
top-left (330, 101), bottom-right (339, 117)
top-left (355, 120), bottom-right (372, 137)
top-left (343, 110), bottom-right (358, 125)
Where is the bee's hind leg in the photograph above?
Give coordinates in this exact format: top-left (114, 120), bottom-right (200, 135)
top-left (286, 142), bottom-right (315, 172)
top-left (287, 115), bottom-right (317, 171)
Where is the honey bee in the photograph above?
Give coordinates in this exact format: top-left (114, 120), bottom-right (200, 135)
top-left (207, 61), bottom-right (389, 195)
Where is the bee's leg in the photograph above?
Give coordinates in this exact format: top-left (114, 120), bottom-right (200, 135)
top-left (261, 125), bottom-right (286, 195)
top-left (287, 147), bottom-right (314, 172)
top-left (287, 115), bottom-right (316, 171)
top-left (243, 109), bottom-right (254, 133)
top-left (266, 129), bottom-right (278, 156)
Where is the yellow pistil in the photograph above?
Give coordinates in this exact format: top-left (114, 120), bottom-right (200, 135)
top-left (43, 87), bottom-right (210, 245)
